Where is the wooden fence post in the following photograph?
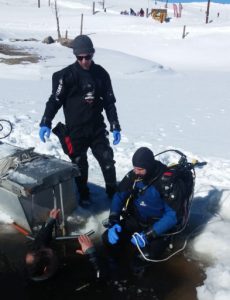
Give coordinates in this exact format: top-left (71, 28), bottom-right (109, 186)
top-left (54, 0), bottom-right (61, 39)
top-left (80, 14), bottom-right (83, 35)
top-left (206, 0), bottom-right (211, 24)
top-left (92, 2), bottom-right (95, 15)
top-left (182, 25), bottom-right (186, 39)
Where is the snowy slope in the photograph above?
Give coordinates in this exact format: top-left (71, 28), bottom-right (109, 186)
top-left (0, 1), bottom-right (230, 299)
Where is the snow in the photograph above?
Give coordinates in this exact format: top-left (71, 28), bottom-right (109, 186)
top-left (0, 0), bottom-right (230, 299)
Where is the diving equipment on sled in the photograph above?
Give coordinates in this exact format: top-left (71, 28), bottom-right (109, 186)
top-left (0, 142), bottom-right (83, 238)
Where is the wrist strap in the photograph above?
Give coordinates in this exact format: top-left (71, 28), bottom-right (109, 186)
top-left (145, 228), bottom-right (157, 242)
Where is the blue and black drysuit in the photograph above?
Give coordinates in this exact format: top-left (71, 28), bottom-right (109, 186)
top-left (102, 160), bottom-right (181, 260)
top-left (110, 181), bottom-right (177, 236)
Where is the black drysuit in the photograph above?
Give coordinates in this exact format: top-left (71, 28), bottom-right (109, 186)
top-left (40, 61), bottom-right (121, 197)
top-left (29, 217), bottom-right (56, 251)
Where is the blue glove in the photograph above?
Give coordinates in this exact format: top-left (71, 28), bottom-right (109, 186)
top-left (39, 126), bottom-right (51, 143)
top-left (113, 130), bottom-right (121, 145)
top-left (131, 232), bottom-right (147, 248)
top-left (108, 224), bottom-right (122, 245)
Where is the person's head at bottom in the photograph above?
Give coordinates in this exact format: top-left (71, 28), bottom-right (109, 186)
top-left (25, 247), bottom-right (58, 281)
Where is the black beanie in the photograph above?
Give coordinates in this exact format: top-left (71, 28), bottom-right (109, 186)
top-left (71, 35), bottom-right (95, 56)
top-left (132, 147), bottom-right (155, 172)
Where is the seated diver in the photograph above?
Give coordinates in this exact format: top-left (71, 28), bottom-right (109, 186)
top-left (102, 147), bottom-right (189, 274)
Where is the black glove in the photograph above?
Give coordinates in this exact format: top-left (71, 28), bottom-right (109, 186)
top-left (102, 213), bottom-right (120, 228)
top-left (108, 213), bottom-right (120, 228)
top-left (144, 227), bottom-right (158, 243)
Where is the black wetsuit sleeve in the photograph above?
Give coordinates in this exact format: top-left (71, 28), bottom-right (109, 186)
top-left (85, 247), bottom-right (101, 279)
top-left (40, 71), bottom-right (67, 128)
top-left (101, 70), bottom-right (121, 132)
top-left (31, 218), bottom-right (56, 250)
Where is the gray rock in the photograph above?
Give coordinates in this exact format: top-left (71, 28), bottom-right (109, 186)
top-left (42, 36), bottom-right (55, 44)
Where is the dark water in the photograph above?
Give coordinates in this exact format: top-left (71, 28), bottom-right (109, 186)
top-left (0, 223), bottom-right (205, 300)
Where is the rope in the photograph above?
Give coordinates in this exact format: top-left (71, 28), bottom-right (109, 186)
top-left (0, 147), bottom-right (41, 180)
top-left (132, 232), bottom-right (188, 263)
top-left (0, 156), bottom-right (19, 179)
top-left (131, 190), bottom-right (194, 263)
top-left (132, 212), bottom-right (223, 263)
top-left (0, 119), bottom-right (13, 139)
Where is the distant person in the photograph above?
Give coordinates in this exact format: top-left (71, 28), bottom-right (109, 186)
top-left (39, 35), bottom-right (121, 206)
top-left (139, 8), bottom-right (144, 17)
top-left (130, 8), bottom-right (136, 16)
top-left (120, 10), bottom-right (129, 15)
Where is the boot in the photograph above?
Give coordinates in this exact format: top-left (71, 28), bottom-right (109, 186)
top-left (106, 184), bottom-right (117, 199)
top-left (79, 187), bottom-right (91, 207)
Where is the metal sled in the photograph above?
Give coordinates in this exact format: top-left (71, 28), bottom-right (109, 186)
top-left (0, 141), bottom-right (91, 238)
